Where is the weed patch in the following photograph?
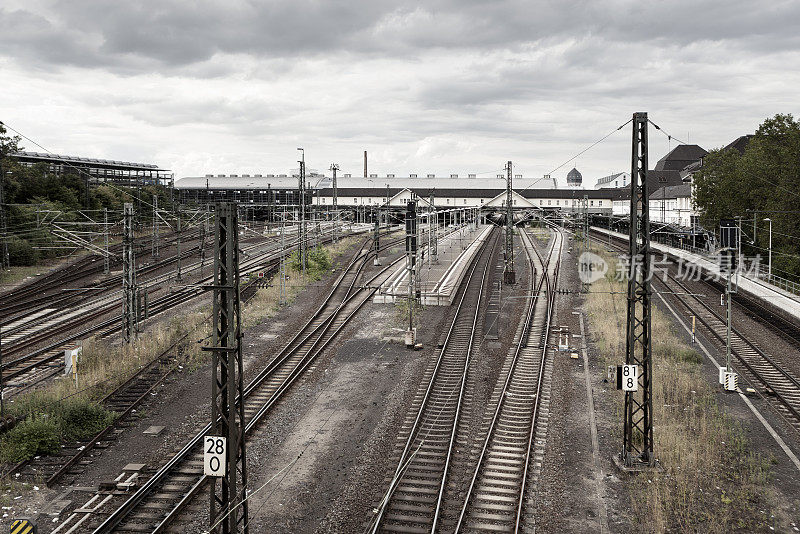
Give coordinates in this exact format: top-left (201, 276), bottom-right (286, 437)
top-left (585, 244), bottom-right (774, 532)
top-left (0, 393), bottom-right (115, 463)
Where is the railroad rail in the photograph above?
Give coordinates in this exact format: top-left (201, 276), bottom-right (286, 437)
top-left (0, 228), bottom-right (362, 395)
top-left (0, 230), bottom-right (291, 353)
top-left (660, 271), bottom-right (800, 431)
top-left (369, 227), bottom-right (499, 533)
top-left (454, 227), bottom-right (563, 533)
top-left (0, 228), bottom-right (206, 323)
top-left (4, 230), bottom-right (412, 484)
top-left (44, 228), bottom-right (416, 533)
top-left (592, 229), bottom-right (800, 434)
top-left (81, 244), bottom-right (402, 533)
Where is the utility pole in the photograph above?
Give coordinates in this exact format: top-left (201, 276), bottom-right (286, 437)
top-left (429, 192), bottom-right (437, 265)
top-left (622, 111), bottom-right (654, 467)
top-left (583, 195), bottom-right (590, 271)
top-left (364, 150), bottom-right (368, 178)
top-left (280, 212), bottom-right (287, 307)
top-left (152, 195), bottom-right (159, 258)
top-left (719, 219), bottom-right (739, 375)
top-left (103, 207), bottom-right (110, 275)
top-left (0, 159), bottom-right (9, 270)
top-left (405, 200), bottom-right (417, 347)
top-left (176, 206), bottom-right (183, 282)
top-left (201, 205), bottom-right (209, 277)
top-left (208, 202), bottom-right (249, 534)
top-left (330, 163), bottom-right (339, 243)
top-left (385, 184), bottom-right (390, 226)
top-left (122, 203), bottom-right (138, 343)
top-left (765, 217), bottom-right (772, 278)
top-left (298, 148), bottom-right (307, 275)
top-left (137, 178), bottom-right (142, 229)
top-left (504, 161), bottom-right (516, 284)
top-left (373, 208), bottom-right (381, 266)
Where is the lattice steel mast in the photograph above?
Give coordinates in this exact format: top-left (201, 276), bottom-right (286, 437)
top-left (504, 160), bottom-right (515, 284)
top-left (209, 202), bottom-right (249, 533)
top-left (623, 111), bottom-right (654, 467)
top-left (152, 195), bottom-right (159, 258)
top-left (298, 149), bottom-right (307, 274)
top-left (330, 163), bottom-right (339, 243)
top-left (103, 207), bottom-right (110, 275)
top-left (122, 203), bottom-right (137, 343)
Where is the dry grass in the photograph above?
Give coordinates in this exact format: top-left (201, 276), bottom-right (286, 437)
top-left (242, 236), bottom-right (361, 328)
top-left (0, 265), bottom-right (49, 286)
top-left (527, 226), bottom-right (551, 240)
top-left (0, 235), bottom-right (361, 466)
top-left (393, 299), bottom-right (425, 330)
top-left (585, 244), bottom-right (773, 533)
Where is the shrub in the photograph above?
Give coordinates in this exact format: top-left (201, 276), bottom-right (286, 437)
top-left (56, 398), bottom-right (116, 441)
top-left (0, 393), bottom-right (116, 463)
top-left (288, 246), bottom-right (333, 280)
top-left (7, 237), bottom-right (39, 266)
top-left (0, 417), bottom-right (60, 463)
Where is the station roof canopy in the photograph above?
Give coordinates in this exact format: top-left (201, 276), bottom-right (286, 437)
top-left (12, 151), bottom-right (168, 171)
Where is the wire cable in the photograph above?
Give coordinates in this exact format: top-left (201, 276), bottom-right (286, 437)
top-left (647, 119), bottom-right (689, 145)
top-left (521, 118), bottom-right (632, 191)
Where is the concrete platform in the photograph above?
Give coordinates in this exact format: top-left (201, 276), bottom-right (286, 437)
top-left (374, 224), bottom-right (492, 306)
top-left (592, 226), bottom-right (800, 322)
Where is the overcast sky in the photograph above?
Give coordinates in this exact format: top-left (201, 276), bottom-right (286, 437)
top-left (1, 0), bottom-right (798, 187)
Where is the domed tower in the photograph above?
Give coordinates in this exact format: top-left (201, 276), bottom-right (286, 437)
top-left (566, 167), bottom-right (583, 188)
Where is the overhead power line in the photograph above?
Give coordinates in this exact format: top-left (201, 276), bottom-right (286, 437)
top-left (522, 118), bottom-right (633, 190)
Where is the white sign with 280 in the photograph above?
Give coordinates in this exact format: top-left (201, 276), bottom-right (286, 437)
top-left (204, 436), bottom-right (227, 477)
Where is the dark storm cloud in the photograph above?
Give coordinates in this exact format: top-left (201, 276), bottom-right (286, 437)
top-left (2, 1), bottom-right (799, 72)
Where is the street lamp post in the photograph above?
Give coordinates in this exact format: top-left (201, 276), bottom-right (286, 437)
top-left (764, 218), bottom-right (772, 279)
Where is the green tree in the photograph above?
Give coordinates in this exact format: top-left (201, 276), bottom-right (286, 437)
top-left (693, 114), bottom-right (800, 279)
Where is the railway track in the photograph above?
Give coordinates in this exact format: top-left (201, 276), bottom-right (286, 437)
top-left (7, 232), bottom-right (410, 485)
top-left (0, 228), bottom-right (206, 323)
top-left (0, 230), bottom-right (284, 354)
top-left (368, 228), bottom-right (499, 533)
top-left (0, 229), bottom-right (357, 394)
top-left (659, 272), bottom-right (800, 431)
top-left (45, 231), bottom-right (414, 533)
top-left (454, 227), bottom-right (562, 534)
top-left (591, 229), bottom-right (800, 433)
top-left (589, 227), bottom-right (800, 349)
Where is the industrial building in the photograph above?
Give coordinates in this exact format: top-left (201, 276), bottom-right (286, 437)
top-left (11, 151), bottom-right (172, 186)
top-left (173, 143), bottom-right (714, 226)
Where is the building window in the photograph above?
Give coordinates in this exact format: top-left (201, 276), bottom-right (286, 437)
top-left (447, 199), bottom-right (450, 204)
top-left (590, 200), bottom-right (594, 206)
top-left (548, 200), bottom-right (551, 205)
top-left (463, 199), bottom-right (467, 204)
top-left (598, 200), bottom-right (603, 206)
top-left (354, 198), bottom-right (357, 203)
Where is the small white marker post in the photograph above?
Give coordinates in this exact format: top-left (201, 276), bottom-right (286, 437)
top-left (204, 436), bottom-right (227, 477)
top-left (691, 315), bottom-right (696, 344)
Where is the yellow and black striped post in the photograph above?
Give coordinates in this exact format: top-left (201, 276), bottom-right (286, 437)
top-left (10, 518), bottom-right (36, 534)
